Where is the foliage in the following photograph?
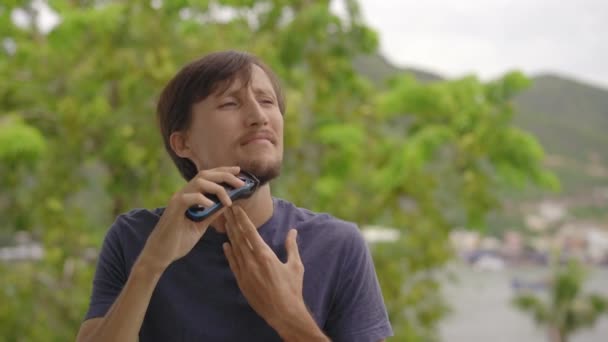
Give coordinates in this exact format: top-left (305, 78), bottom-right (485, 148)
top-left (1, 0), bottom-right (553, 340)
top-left (513, 259), bottom-right (608, 342)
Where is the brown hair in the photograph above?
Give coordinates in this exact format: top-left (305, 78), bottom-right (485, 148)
top-left (157, 50), bottom-right (285, 181)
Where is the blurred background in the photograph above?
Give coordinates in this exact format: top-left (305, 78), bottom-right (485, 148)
top-left (1, 0), bottom-right (607, 341)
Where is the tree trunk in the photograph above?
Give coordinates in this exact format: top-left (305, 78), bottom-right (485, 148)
top-left (547, 326), bottom-right (563, 342)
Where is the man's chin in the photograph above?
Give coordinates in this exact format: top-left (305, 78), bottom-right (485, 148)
top-left (238, 160), bottom-right (282, 186)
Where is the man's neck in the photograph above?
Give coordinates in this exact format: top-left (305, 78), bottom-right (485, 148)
top-left (211, 184), bottom-right (273, 233)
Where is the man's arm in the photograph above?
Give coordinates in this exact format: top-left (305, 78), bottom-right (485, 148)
top-left (77, 167), bottom-right (245, 342)
top-left (75, 258), bottom-right (163, 342)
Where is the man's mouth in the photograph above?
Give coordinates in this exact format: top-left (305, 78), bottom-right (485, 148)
top-left (239, 131), bottom-right (275, 146)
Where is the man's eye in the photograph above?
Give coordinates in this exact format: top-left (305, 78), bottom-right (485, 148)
top-left (220, 102), bottom-right (237, 108)
top-left (260, 98), bottom-right (274, 105)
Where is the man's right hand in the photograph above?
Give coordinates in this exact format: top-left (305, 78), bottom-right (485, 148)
top-left (138, 166), bottom-right (245, 273)
top-left (76, 166), bottom-right (245, 342)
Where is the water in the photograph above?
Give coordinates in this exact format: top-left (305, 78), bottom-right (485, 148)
top-left (439, 263), bottom-right (608, 342)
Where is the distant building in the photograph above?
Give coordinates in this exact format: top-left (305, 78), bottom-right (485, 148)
top-left (361, 225), bottom-right (400, 244)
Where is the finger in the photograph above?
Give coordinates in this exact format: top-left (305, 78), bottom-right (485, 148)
top-left (206, 206), bottom-right (228, 225)
top-left (286, 229), bottom-right (302, 265)
top-left (198, 169), bottom-right (246, 189)
top-left (232, 206), bottom-right (270, 253)
top-left (230, 207), bottom-right (259, 255)
top-left (215, 166), bottom-right (241, 174)
top-left (226, 207), bottom-right (254, 259)
top-left (178, 193), bottom-right (215, 209)
top-left (224, 214), bottom-right (244, 266)
top-left (223, 242), bottom-right (240, 275)
top-left (200, 166), bottom-right (240, 175)
top-left (192, 178), bottom-right (233, 207)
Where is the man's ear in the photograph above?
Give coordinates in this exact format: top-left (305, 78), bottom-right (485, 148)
top-left (169, 131), bottom-right (193, 159)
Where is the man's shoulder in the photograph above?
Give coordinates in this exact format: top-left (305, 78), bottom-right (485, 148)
top-left (106, 207), bottom-right (164, 241)
top-left (274, 198), bottom-right (362, 244)
top-left (115, 207), bottom-right (164, 225)
top-left (97, 207), bottom-right (164, 266)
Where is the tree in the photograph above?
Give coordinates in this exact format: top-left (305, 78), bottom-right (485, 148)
top-left (513, 259), bottom-right (608, 342)
top-left (1, 0), bottom-right (554, 340)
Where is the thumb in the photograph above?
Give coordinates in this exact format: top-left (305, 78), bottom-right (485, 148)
top-left (286, 229), bottom-right (301, 264)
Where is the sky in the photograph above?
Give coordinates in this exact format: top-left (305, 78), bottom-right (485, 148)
top-left (353, 0), bottom-right (608, 88)
top-left (14, 0), bottom-right (608, 89)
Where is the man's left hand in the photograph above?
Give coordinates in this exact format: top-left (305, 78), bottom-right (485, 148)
top-left (223, 206), bottom-right (327, 341)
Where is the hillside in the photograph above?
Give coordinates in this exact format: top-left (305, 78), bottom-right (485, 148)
top-left (353, 54), bottom-right (443, 84)
top-left (513, 75), bottom-right (608, 195)
top-left (355, 54), bottom-right (608, 232)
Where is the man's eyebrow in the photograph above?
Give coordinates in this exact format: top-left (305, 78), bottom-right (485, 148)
top-left (216, 86), bottom-right (276, 99)
top-left (212, 84), bottom-right (242, 100)
top-left (213, 75), bottom-right (250, 98)
top-left (252, 87), bottom-right (276, 98)
top-left (218, 88), bottom-right (240, 98)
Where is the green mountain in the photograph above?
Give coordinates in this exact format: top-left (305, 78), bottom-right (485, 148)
top-left (355, 54), bottom-right (608, 229)
top-left (514, 74), bottom-right (608, 162)
top-left (353, 54), bottom-right (443, 84)
top-left (512, 74), bottom-right (608, 199)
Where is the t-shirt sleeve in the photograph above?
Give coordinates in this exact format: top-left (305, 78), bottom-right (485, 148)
top-left (84, 220), bottom-right (128, 321)
top-left (324, 225), bottom-right (393, 342)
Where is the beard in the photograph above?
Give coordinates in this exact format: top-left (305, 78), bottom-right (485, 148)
top-left (238, 156), bottom-right (282, 186)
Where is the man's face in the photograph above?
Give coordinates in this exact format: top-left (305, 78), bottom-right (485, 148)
top-left (181, 64), bottom-right (284, 184)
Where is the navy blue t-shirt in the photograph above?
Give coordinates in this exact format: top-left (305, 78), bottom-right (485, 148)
top-left (85, 197), bottom-right (393, 341)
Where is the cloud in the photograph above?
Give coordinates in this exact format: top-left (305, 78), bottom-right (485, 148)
top-left (20, 0), bottom-right (608, 88)
top-left (357, 0), bottom-right (608, 88)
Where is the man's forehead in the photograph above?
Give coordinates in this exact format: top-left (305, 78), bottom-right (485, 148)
top-left (214, 65), bottom-right (274, 97)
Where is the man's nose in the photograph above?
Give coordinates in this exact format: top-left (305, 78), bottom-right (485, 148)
top-left (244, 98), bottom-right (268, 127)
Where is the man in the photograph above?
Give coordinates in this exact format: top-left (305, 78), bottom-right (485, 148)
top-left (76, 50), bottom-right (392, 341)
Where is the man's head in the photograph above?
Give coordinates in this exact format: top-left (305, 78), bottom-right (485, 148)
top-left (157, 51), bottom-right (285, 185)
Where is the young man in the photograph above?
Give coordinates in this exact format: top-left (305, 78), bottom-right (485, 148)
top-left (76, 51), bottom-right (392, 342)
